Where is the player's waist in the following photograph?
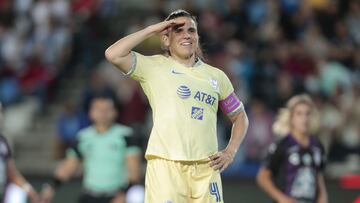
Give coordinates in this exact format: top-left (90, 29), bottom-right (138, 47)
top-left (82, 185), bottom-right (127, 197)
top-left (146, 155), bottom-right (211, 164)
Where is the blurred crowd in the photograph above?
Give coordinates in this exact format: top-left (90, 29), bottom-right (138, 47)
top-left (0, 0), bottom-right (359, 177)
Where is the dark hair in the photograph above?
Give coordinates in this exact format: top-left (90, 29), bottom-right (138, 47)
top-left (163, 9), bottom-right (204, 60)
top-left (90, 93), bottom-right (118, 109)
top-left (165, 9), bottom-right (197, 23)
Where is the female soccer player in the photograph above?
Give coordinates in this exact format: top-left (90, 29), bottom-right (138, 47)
top-left (105, 9), bottom-right (249, 203)
top-left (0, 103), bottom-right (39, 203)
top-left (257, 94), bottom-right (328, 203)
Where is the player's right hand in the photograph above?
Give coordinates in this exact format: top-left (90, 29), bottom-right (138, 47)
top-left (39, 184), bottom-right (55, 203)
top-left (147, 19), bottom-right (185, 35)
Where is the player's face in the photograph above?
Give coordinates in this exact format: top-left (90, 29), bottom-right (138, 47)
top-left (291, 103), bottom-right (312, 135)
top-left (165, 17), bottom-right (198, 59)
top-left (89, 99), bottom-right (116, 126)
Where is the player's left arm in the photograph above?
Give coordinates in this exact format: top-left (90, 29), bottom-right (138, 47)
top-left (7, 159), bottom-right (39, 202)
top-left (227, 110), bottom-right (249, 156)
top-left (125, 133), bottom-right (142, 184)
top-left (316, 139), bottom-right (328, 203)
top-left (111, 153), bottom-right (141, 203)
top-left (210, 71), bottom-right (249, 172)
top-left (210, 110), bottom-right (249, 172)
top-left (316, 173), bottom-right (328, 203)
top-left (111, 136), bottom-right (142, 203)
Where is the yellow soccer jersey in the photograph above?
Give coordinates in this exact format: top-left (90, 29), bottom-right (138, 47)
top-left (127, 52), bottom-right (244, 161)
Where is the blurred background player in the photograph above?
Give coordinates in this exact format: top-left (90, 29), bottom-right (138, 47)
top-left (0, 102), bottom-right (39, 203)
top-left (105, 9), bottom-right (249, 202)
top-left (257, 94), bottom-right (328, 203)
top-left (40, 95), bottom-right (141, 203)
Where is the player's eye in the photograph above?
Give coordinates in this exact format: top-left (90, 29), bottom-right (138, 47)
top-left (174, 28), bottom-right (182, 33)
top-left (189, 28), bottom-right (196, 33)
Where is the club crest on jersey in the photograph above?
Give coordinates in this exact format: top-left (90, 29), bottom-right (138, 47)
top-left (209, 78), bottom-right (219, 92)
top-left (191, 106), bottom-right (204, 120)
top-left (177, 85), bottom-right (191, 99)
top-left (289, 153), bottom-right (300, 166)
top-left (303, 153), bottom-right (312, 166)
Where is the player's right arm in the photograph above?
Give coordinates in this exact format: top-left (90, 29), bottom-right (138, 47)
top-left (256, 168), bottom-right (296, 203)
top-left (54, 156), bottom-right (81, 181)
top-left (40, 149), bottom-right (81, 203)
top-left (256, 142), bottom-right (296, 203)
top-left (105, 19), bottom-right (184, 74)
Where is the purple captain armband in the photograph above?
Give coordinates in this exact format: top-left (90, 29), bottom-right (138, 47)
top-left (219, 92), bottom-right (243, 115)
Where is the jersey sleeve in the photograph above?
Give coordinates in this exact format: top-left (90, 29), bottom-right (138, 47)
top-left (262, 141), bottom-right (285, 175)
top-left (66, 140), bottom-right (83, 160)
top-left (123, 129), bottom-right (141, 156)
top-left (218, 71), bottom-right (244, 117)
top-left (318, 141), bottom-right (326, 171)
top-left (126, 51), bottom-right (156, 82)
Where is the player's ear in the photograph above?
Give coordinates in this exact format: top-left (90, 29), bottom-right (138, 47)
top-left (162, 34), bottom-right (170, 47)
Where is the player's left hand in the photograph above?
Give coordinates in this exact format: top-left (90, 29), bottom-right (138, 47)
top-left (209, 149), bottom-right (235, 172)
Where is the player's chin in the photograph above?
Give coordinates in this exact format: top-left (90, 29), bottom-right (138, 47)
top-left (179, 50), bottom-right (196, 59)
top-left (298, 127), bottom-right (309, 135)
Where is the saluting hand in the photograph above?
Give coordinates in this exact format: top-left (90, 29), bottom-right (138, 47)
top-left (147, 19), bottom-right (185, 35)
top-left (209, 149), bottom-right (235, 173)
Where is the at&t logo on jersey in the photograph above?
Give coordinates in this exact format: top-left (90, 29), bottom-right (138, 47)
top-left (176, 85), bottom-right (217, 106)
top-left (194, 91), bottom-right (216, 105)
top-left (177, 85), bottom-right (191, 99)
top-left (191, 106), bottom-right (204, 120)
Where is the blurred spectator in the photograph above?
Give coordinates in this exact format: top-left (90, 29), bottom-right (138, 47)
top-left (0, 78), bottom-right (19, 106)
top-left (319, 60), bottom-right (352, 97)
top-left (222, 0), bottom-right (249, 40)
top-left (345, 0), bottom-right (360, 45)
top-left (18, 55), bottom-right (54, 106)
top-left (244, 99), bottom-right (274, 162)
top-left (302, 22), bottom-right (330, 60)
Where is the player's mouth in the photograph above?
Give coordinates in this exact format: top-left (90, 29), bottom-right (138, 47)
top-left (180, 42), bottom-right (193, 47)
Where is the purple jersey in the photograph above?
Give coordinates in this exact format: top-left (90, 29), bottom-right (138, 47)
top-left (0, 134), bottom-right (11, 201)
top-left (263, 134), bottom-right (326, 203)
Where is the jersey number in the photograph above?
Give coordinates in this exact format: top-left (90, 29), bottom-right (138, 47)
top-left (210, 182), bottom-right (221, 202)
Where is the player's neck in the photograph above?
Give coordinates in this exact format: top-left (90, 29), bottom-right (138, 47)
top-left (291, 130), bottom-right (310, 147)
top-left (95, 124), bottom-right (112, 134)
top-left (171, 54), bottom-right (196, 67)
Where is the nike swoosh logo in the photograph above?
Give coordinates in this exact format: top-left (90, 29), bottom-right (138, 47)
top-left (171, 70), bottom-right (184, 75)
